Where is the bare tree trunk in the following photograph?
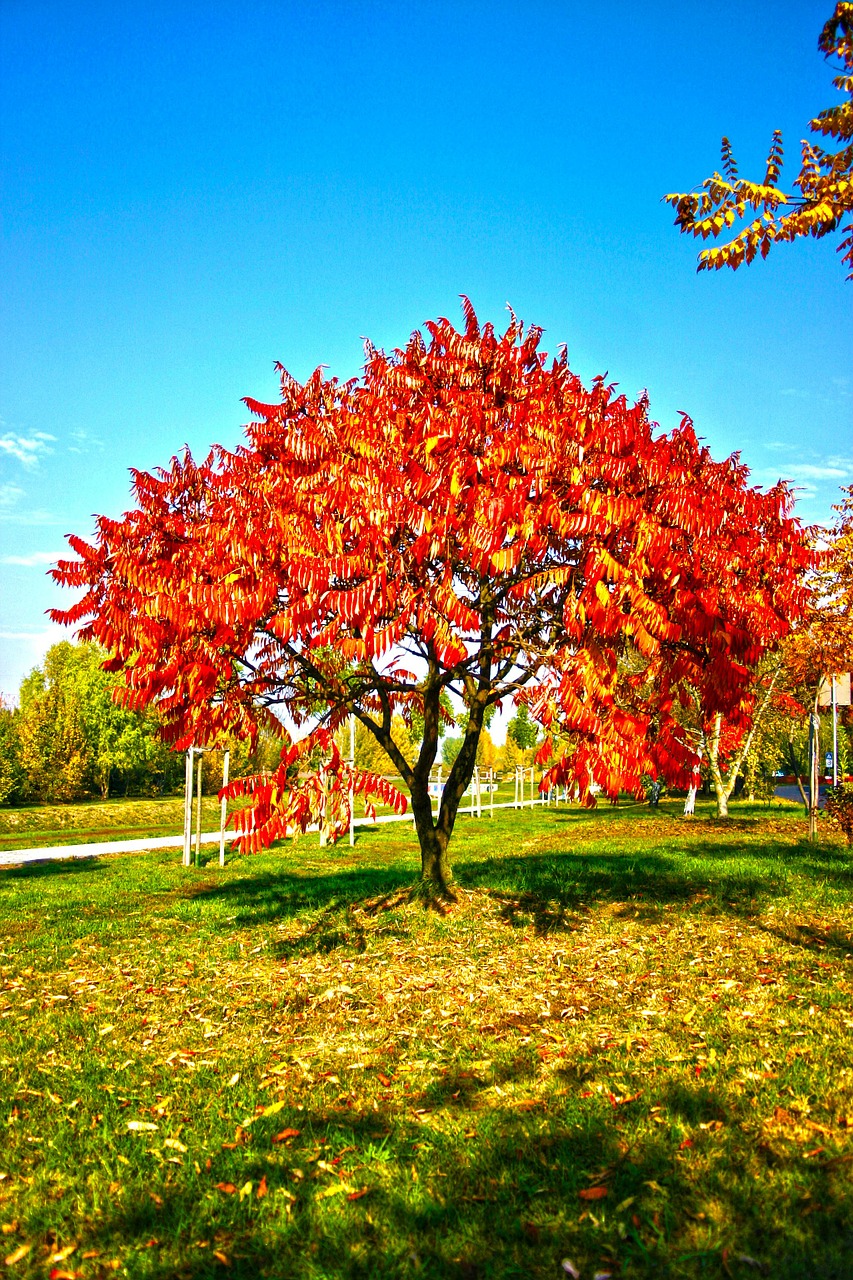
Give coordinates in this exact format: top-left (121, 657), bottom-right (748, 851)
top-left (706, 664), bottom-right (781, 818)
top-left (707, 713), bottom-right (733, 817)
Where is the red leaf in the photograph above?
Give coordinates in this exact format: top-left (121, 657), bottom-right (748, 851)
top-left (272, 1128), bottom-right (301, 1144)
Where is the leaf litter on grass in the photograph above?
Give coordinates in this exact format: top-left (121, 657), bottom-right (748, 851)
top-left (0, 801), bottom-right (851, 1277)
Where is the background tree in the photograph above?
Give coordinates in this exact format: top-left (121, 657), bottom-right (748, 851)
top-left (15, 642), bottom-right (174, 802)
top-left (782, 488), bottom-right (853, 832)
top-left (506, 703), bottom-right (539, 752)
top-left (19, 645), bottom-right (93, 801)
top-left (53, 305), bottom-right (812, 897)
top-left (665, 3), bottom-right (853, 277)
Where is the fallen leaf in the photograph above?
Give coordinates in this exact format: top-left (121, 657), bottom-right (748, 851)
top-left (49, 1245), bottom-right (77, 1262)
top-left (377, 1073), bottom-right (393, 1087)
top-left (215, 1182), bottom-right (237, 1194)
top-left (227, 1073), bottom-right (240, 1087)
top-left (238, 1181), bottom-right (253, 1200)
top-left (260, 1099), bottom-right (285, 1118)
top-left (256, 1176), bottom-right (268, 1199)
top-left (579, 1186), bottom-right (608, 1200)
top-left (272, 1128), bottom-right (301, 1143)
top-left (126, 1120), bottom-right (158, 1132)
top-left (163, 1138), bottom-right (187, 1153)
top-left (347, 1187), bottom-right (369, 1201)
top-left (561, 1261), bottom-right (581, 1279)
top-left (4, 1244), bottom-right (31, 1266)
top-left (213, 1250), bottom-right (230, 1266)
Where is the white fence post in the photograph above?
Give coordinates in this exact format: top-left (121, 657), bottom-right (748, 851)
top-left (194, 750), bottom-right (203, 865)
top-left (182, 748), bottom-right (193, 867)
top-left (219, 749), bottom-right (229, 867)
top-left (349, 715), bottom-right (355, 847)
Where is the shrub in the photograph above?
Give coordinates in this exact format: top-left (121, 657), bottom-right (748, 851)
top-left (825, 784), bottom-right (853, 844)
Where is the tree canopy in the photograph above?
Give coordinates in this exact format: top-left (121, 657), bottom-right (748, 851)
top-left (53, 303), bottom-right (812, 895)
top-left (665, 3), bottom-right (853, 277)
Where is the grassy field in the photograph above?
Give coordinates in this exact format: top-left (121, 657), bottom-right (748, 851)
top-left (0, 799), bottom-right (851, 1279)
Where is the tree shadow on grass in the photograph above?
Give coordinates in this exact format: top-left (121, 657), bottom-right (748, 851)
top-left (0, 855), bottom-right (105, 884)
top-left (181, 865), bottom-right (414, 932)
top-left (455, 844), bottom-right (819, 929)
top-left (175, 836), bottom-right (853, 947)
top-left (74, 1075), bottom-right (853, 1280)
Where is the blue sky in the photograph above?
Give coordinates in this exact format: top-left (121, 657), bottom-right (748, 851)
top-left (1, 0), bottom-right (850, 706)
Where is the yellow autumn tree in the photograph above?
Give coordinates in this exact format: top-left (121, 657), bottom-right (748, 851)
top-left (665, 3), bottom-right (853, 277)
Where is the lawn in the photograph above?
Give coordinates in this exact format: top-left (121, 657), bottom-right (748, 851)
top-left (0, 800), bottom-right (851, 1279)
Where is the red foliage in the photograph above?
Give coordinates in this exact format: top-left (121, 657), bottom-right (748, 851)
top-left (51, 304), bottom-right (813, 855)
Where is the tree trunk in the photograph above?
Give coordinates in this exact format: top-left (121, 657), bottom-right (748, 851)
top-left (785, 739), bottom-right (809, 812)
top-left (353, 626), bottom-right (492, 900)
top-left (411, 792), bottom-right (454, 899)
top-left (410, 681), bottom-right (487, 899)
top-left (707, 713), bottom-right (734, 817)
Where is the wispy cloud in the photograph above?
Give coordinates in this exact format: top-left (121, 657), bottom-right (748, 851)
top-left (0, 550), bottom-right (65, 567)
top-left (0, 431), bottom-right (56, 468)
top-left (0, 478), bottom-right (57, 524)
top-left (67, 427), bottom-right (104, 456)
top-left (0, 481), bottom-right (25, 509)
top-left (782, 462), bottom-right (852, 481)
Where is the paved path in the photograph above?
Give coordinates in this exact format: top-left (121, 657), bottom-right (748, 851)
top-left (0, 831), bottom-right (228, 867)
top-left (0, 799), bottom-right (551, 867)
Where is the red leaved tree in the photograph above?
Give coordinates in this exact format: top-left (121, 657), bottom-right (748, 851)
top-left (52, 304), bottom-right (812, 896)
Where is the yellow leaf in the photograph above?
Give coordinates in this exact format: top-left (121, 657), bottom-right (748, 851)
top-left (49, 1244), bottom-right (77, 1263)
top-left (317, 1182), bottom-right (353, 1199)
top-left (4, 1244), bottom-right (30, 1265)
top-left (163, 1138), bottom-right (187, 1153)
top-left (126, 1120), bottom-right (158, 1132)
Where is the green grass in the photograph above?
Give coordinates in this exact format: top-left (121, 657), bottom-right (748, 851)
top-left (0, 799), bottom-right (851, 1279)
